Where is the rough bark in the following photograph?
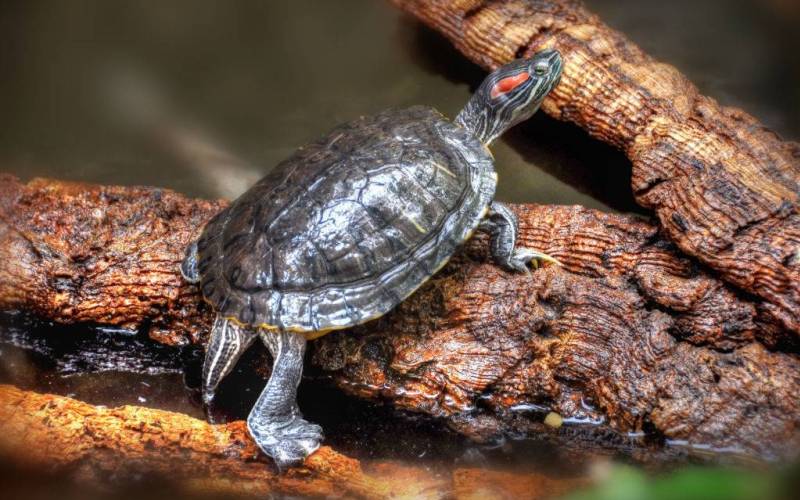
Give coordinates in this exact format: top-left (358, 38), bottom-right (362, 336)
top-left (1, 176), bottom-right (797, 462)
top-left (0, 385), bottom-right (587, 498)
top-left (391, 0), bottom-right (800, 337)
top-left (3, 384), bottom-right (581, 499)
top-left (0, 175), bottom-right (221, 346)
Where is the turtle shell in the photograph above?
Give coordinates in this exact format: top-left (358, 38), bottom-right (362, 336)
top-left (194, 105), bottom-right (496, 334)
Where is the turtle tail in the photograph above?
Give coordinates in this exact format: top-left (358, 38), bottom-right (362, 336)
top-left (181, 241), bottom-right (201, 284)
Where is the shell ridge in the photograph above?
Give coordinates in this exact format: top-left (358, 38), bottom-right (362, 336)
top-left (198, 106), bottom-right (496, 332)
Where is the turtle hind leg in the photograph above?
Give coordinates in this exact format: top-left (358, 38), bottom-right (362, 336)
top-left (202, 315), bottom-right (256, 405)
top-left (181, 240), bottom-right (201, 283)
top-left (247, 329), bottom-right (323, 470)
top-left (480, 202), bottom-right (561, 272)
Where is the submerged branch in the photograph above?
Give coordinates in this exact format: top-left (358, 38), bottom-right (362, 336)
top-left (392, 0), bottom-right (800, 336)
top-left (1, 176), bottom-right (797, 461)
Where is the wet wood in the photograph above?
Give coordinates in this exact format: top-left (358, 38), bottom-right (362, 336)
top-left (0, 384), bottom-right (585, 499)
top-left (0, 384), bottom-right (454, 499)
top-left (392, 0), bottom-right (800, 337)
top-left (0, 176), bottom-right (798, 461)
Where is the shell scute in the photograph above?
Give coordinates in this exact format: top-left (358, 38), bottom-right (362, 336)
top-left (193, 106), bottom-right (495, 332)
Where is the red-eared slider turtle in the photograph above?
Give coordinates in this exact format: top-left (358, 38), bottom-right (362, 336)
top-left (181, 50), bottom-right (563, 468)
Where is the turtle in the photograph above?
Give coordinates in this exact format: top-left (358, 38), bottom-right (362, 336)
top-left (181, 49), bottom-right (563, 469)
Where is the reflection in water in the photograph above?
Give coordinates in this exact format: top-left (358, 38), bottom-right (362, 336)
top-left (0, 313), bottom-right (203, 417)
top-left (0, 311), bottom-right (765, 475)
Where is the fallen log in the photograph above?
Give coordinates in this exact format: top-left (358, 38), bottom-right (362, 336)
top-left (391, 0), bottom-right (800, 337)
top-left (3, 384), bottom-right (584, 499)
top-left (1, 176), bottom-right (797, 461)
top-left (0, 385), bottom-right (589, 498)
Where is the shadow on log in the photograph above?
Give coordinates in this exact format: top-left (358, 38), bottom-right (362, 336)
top-left (1, 176), bottom-right (798, 462)
top-left (391, 0), bottom-right (800, 337)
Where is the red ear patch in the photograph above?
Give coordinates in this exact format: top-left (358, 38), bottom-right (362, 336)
top-left (490, 72), bottom-right (530, 99)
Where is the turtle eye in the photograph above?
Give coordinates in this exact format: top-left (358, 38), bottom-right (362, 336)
top-left (533, 64), bottom-right (548, 76)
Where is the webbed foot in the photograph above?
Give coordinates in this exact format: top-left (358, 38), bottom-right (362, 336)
top-left (248, 329), bottom-right (322, 470)
top-left (248, 413), bottom-right (324, 469)
top-left (201, 315), bottom-right (256, 405)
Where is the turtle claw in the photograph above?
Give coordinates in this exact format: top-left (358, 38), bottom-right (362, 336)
top-left (248, 414), bottom-right (324, 470)
top-left (181, 241), bottom-right (201, 284)
top-left (482, 203), bottom-right (562, 274)
top-left (509, 247), bottom-right (561, 272)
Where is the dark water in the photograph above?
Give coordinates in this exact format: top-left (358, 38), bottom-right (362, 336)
top-left (0, 312), bottom-right (596, 474)
top-left (0, 0), bottom-right (798, 491)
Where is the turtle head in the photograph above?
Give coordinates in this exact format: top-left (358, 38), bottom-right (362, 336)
top-left (456, 50), bottom-right (562, 145)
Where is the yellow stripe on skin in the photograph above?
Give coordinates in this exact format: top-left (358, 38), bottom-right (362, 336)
top-left (221, 312), bottom-right (332, 340)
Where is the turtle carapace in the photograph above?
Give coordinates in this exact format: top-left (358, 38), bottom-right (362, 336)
top-left (181, 49), bottom-right (564, 469)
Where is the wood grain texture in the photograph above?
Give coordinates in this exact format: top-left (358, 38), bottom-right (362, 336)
top-left (391, 0), bottom-right (800, 337)
top-left (0, 385), bottom-right (589, 498)
top-left (1, 176), bottom-right (797, 461)
top-left (0, 176), bottom-right (222, 346)
top-left (0, 384), bottom-right (456, 498)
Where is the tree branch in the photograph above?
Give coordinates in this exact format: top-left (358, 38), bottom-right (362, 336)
top-left (0, 384), bottom-right (486, 498)
top-left (1, 176), bottom-right (797, 461)
top-left (391, 0), bottom-right (800, 336)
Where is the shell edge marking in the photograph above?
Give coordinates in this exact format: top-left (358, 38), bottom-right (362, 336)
top-left (221, 314), bottom-right (333, 340)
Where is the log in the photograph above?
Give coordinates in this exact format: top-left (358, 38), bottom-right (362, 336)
top-left (391, 0), bottom-right (800, 337)
top-left (1, 384), bottom-right (585, 499)
top-left (1, 176), bottom-right (797, 461)
top-left (0, 175), bottom-right (222, 345)
top-left (0, 385), bottom-right (588, 498)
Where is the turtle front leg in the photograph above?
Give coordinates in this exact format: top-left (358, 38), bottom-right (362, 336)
top-left (202, 315), bottom-right (257, 404)
top-left (480, 202), bottom-right (560, 272)
top-left (247, 329), bottom-right (323, 470)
